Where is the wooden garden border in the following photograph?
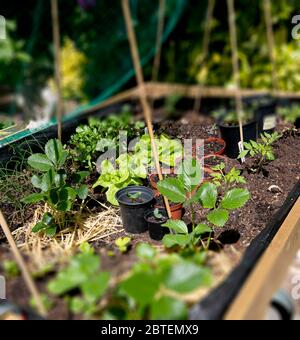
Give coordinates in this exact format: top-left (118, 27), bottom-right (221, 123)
top-left (77, 82), bottom-right (300, 118)
top-left (225, 197), bottom-right (300, 320)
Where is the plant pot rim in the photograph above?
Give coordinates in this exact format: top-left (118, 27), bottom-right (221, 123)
top-left (217, 120), bottom-right (258, 129)
top-left (155, 201), bottom-right (183, 211)
top-left (116, 186), bottom-right (154, 206)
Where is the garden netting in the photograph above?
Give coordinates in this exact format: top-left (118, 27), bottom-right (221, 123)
top-left (0, 0), bottom-right (185, 147)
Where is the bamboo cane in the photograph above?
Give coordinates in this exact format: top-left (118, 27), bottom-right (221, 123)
top-left (51, 0), bottom-right (63, 141)
top-left (194, 0), bottom-right (215, 114)
top-left (152, 0), bottom-right (166, 84)
top-left (227, 0), bottom-right (244, 147)
top-left (263, 0), bottom-right (278, 94)
top-left (0, 210), bottom-right (47, 317)
top-left (122, 0), bottom-right (172, 219)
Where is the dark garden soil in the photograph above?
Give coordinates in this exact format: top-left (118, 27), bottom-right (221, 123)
top-left (0, 110), bottom-right (300, 320)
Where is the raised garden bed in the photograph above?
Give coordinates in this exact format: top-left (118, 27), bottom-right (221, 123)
top-left (0, 97), bottom-right (300, 320)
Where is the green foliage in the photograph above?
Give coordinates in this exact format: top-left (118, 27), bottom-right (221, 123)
top-left (153, 208), bottom-right (164, 220)
top-left (93, 134), bottom-right (183, 205)
top-left (0, 119), bottom-right (14, 130)
top-left (115, 237), bottom-right (131, 254)
top-left (238, 132), bottom-right (282, 172)
top-left (210, 163), bottom-right (246, 189)
top-left (48, 243), bottom-right (110, 317)
top-left (0, 20), bottom-right (31, 87)
top-left (30, 294), bottom-right (53, 313)
top-left (22, 139), bottom-right (89, 236)
top-left (278, 105), bottom-right (300, 125)
top-left (212, 108), bottom-right (254, 125)
top-left (134, 134), bottom-right (183, 168)
top-left (116, 243), bottom-right (211, 320)
top-left (93, 156), bottom-right (144, 206)
top-left (158, 159), bottom-right (250, 252)
top-left (69, 109), bottom-right (145, 170)
top-left (127, 191), bottom-right (142, 202)
top-left (2, 260), bottom-right (20, 279)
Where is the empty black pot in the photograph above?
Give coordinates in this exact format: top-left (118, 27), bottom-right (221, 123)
top-left (218, 120), bottom-right (258, 159)
top-left (116, 186), bottom-right (154, 234)
top-left (144, 209), bottom-right (169, 241)
top-left (255, 101), bottom-right (277, 134)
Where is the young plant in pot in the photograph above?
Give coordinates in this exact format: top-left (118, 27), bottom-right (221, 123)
top-left (238, 132), bottom-right (282, 175)
top-left (277, 104), bottom-right (300, 129)
top-left (116, 186), bottom-right (154, 234)
top-left (144, 208), bottom-right (169, 241)
top-left (193, 137), bottom-right (226, 158)
top-left (214, 108), bottom-right (258, 159)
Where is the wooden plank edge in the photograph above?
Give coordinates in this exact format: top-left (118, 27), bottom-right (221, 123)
top-left (225, 197), bottom-right (300, 320)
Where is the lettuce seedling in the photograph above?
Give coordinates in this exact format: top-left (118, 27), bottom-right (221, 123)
top-left (238, 132), bottom-right (282, 173)
top-left (93, 154), bottom-right (145, 205)
top-left (115, 237), bottom-right (131, 254)
top-left (22, 139), bottom-right (89, 236)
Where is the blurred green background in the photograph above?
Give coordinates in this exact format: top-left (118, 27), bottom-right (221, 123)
top-left (0, 0), bottom-right (300, 115)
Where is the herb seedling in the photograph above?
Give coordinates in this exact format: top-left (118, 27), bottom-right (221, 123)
top-left (153, 208), bottom-right (164, 220)
top-left (210, 162), bottom-right (246, 190)
top-left (69, 109), bottom-right (145, 170)
top-left (127, 191), bottom-right (142, 202)
top-left (22, 139), bottom-right (89, 236)
top-left (238, 132), bottom-right (282, 173)
top-left (115, 237), bottom-right (131, 254)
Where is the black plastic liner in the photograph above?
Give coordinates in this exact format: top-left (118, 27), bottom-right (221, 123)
top-left (190, 179), bottom-right (300, 320)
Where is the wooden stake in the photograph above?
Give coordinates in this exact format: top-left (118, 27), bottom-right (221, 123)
top-left (122, 0), bottom-right (172, 219)
top-left (227, 0), bottom-right (244, 146)
top-left (0, 210), bottom-right (47, 317)
top-left (194, 0), bottom-right (215, 114)
top-left (51, 0), bottom-right (63, 141)
top-left (263, 0), bottom-right (278, 93)
top-left (152, 0), bottom-right (166, 84)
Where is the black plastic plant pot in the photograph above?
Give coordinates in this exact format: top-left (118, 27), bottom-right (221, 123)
top-left (116, 186), bottom-right (154, 234)
top-left (296, 117), bottom-right (300, 129)
top-left (144, 209), bottom-right (169, 241)
top-left (218, 120), bottom-right (258, 159)
top-left (255, 101), bottom-right (277, 134)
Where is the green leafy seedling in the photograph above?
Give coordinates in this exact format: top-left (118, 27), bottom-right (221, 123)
top-left (238, 132), bottom-right (282, 173)
top-left (22, 139), bottom-right (89, 236)
top-left (3, 260), bottom-right (20, 279)
top-left (127, 192), bottom-right (142, 202)
top-left (153, 208), bottom-right (164, 220)
top-left (115, 237), bottom-right (132, 254)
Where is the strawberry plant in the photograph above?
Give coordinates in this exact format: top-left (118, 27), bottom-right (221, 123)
top-left (48, 243), bottom-right (110, 317)
top-left (21, 139), bottom-right (89, 236)
top-left (109, 243), bottom-right (211, 320)
top-left (238, 132), bottom-right (282, 173)
top-left (157, 159), bottom-right (250, 252)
